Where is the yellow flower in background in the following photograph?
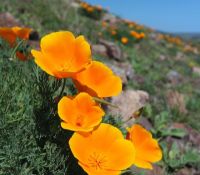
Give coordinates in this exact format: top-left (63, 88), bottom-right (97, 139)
top-left (98, 32), bottom-right (102, 37)
top-left (127, 124), bottom-right (162, 169)
top-left (87, 6), bottom-right (94, 13)
top-left (102, 21), bottom-right (108, 28)
top-left (81, 2), bottom-right (89, 9)
top-left (139, 32), bottom-right (145, 39)
top-left (69, 123), bottom-right (135, 175)
top-left (128, 23), bottom-right (134, 28)
top-left (121, 37), bottom-right (128, 44)
top-left (130, 30), bottom-right (137, 37)
top-left (0, 26), bottom-right (31, 46)
top-left (73, 61), bottom-right (122, 98)
top-left (58, 92), bottom-right (104, 132)
top-left (31, 31), bottom-right (91, 78)
top-left (130, 30), bottom-right (142, 39)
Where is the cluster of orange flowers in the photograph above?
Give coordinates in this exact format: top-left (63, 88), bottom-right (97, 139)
top-left (102, 20), bottom-right (146, 45)
top-left (120, 30), bottom-right (145, 45)
top-left (80, 1), bottom-right (102, 13)
top-left (130, 30), bottom-right (145, 40)
top-left (126, 21), bottom-right (144, 31)
top-left (183, 44), bottom-right (199, 54)
top-left (31, 30), bottom-right (162, 174)
top-left (0, 26), bottom-right (31, 61)
top-left (158, 34), bottom-right (183, 46)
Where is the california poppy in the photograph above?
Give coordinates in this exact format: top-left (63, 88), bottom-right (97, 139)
top-left (58, 92), bottom-right (104, 132)
top-left (69, 123), bottom-right (135, 175)
top-left (31, 31), bottom-right (91, 78)
top-left (16, 51), bottom-right (27, 61)
top-left (0, 26), bottom-right (31, 47)
top-left (73, 61), bottom-right (122, 98)
top-left (121, 37), bottom-right (128, 44)
top-left (127, 124), bottom-right (162, 169)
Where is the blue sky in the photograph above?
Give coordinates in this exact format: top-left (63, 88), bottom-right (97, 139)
top-left (85, 0), bottom-right (200, 33)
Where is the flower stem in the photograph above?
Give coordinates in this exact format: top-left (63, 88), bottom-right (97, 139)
top-left (10, 39), bottom-right (25, 58)
top-left (93, 97), bottom-right (119, 108)
top-left (59, 78), bottom-right (66, 99)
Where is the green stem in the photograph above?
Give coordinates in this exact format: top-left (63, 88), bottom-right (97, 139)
top-left (93, 97), bottom-right (119, 108)
top-left (59, 78), bottom-right (66, 98)
top-left (123, 116), bottom-right (134, 124)
top-left (10, 39), bottom-right (25, 58)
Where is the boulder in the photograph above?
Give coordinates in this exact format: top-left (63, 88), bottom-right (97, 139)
top-left (106, 61), bottom-right (134, 84)
top-left (166, 91), bottom-right (187, 114)
top-left (92, 44), bottom-right (108, 57)
top-left (107, 90), bottom-right (149, 125)
top-left (0, 12), bottom-right (21, 27)
top-left (166, 70), bottom-right (182, 85)
top-left (99, 39), bottom-right (123, 61)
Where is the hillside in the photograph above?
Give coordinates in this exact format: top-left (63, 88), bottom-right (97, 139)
top-left (0, 0), bottom-right (200, 175)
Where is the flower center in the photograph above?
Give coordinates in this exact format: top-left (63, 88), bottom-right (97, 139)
top-left (57, 63), bottom-right (71, 72)
top-left (57, 58), bottom-right (73, 72)
top-left (76, 115), bottom-right (84, 127)
top-left (87, 152), bottom-right (107, 170)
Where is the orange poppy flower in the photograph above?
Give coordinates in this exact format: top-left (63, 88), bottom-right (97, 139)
top-left (73, 61), bottom-right (122, 98)
top-left (0, 26), bottom-right (31, 46)
top-left (121, 37), bottom-right (128, 44)
top-left (111, 30), bottom-right (117, 35)
top-left (127, 124), bottom-right (162, 169)
top-left (130, 30), bottom-right (141, 39)
top-left (31, 31), bottom-right (91, 78)
top-left (87, 6), bottom-right (94, 13)
top-left (130, 30), bottom-right (137, 37)
top-left (69, 123), bottom-right (135, 175)
top-left (81, 2), bottom-right (87, 8)
top-left (16, 51), bottom-right (27, 61)
top-left (102, 21), bottom-right (107, 28)
top-left (139, 32), bottom-right (145, 39)
top-left (58, 92), bottom-right (104, 132)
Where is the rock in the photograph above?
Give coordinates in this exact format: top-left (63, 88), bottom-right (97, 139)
top-left (166, 122), bottom-right (200, 149)
top-left (107, 90), bottom-right (149, 125)
top-left (133, 74), bottom-right (145, 84)
top-left (159, 54), bottom-right (167, 61)
top-left (192, 66), bottom-right (200, 76)
top-left (184, 45), bottom-right (199, 55)
top-left (148, 33), bottom-right (157, 40)
top-left (165, 136), bottom-right (185, 153)
top-left (118, 62), bottom-right (134, 80)
top-left (176, 167), bottom-right (198, 175)
top-left (146, 165), bottom-right (164, 175)
top-left (92, 44), bottom-right (108, 57)
top-left (99, 39), bottom-right (123, 61)
top-left (131, 165), bottom-right (163, 175)
top-left (138, 117), bottom-right (153, 130)
top-left (166, 91), bottom-right (187, 114)
top-left (0, 12), bottom-right (21, 27)
top-left (70, 2), bottom-right (80, 8)
top-left (186, 126), bottom-right (200, 149)
top-left (106, 63), bottom-right (127, 84)
top-left (166, 70), bottom-right (182, 84)
top-left (175, 52), bottom-right (185, 61)
top-left (106, 61), bottom-right (135, 84)
top-left (102, 13), bottom-right (118, 24)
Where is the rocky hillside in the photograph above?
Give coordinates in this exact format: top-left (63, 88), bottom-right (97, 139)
top-left (0, 0), bottom-right (200, 174)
